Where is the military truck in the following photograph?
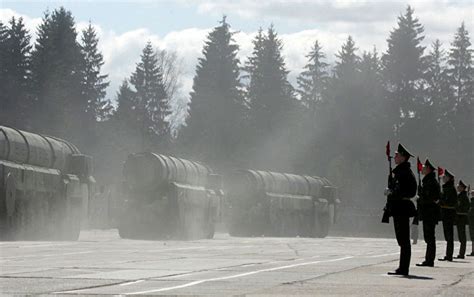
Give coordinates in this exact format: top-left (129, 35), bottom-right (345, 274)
top-left (225, 169), bottom-right (339, 238)
top-left (118, 153), bottom-right (222, 240)
top-left (0, 125), bottom-right (94, 241)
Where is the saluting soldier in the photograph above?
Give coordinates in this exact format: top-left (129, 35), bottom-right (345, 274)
top-left (468, 189), bottom-right (474, 257)
top-left (455, 180), bottom-right (470, 259)
top-left (386, 144), bottom-right (417, 276)
top-left (416, 159), bottom-right (441, 267)
top-left (438, 170), bottom-right (457, 262)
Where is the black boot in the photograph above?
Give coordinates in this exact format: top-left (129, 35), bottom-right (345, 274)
top-left (388, 268), bottom-right (408, 276)
top-left (416, 261), bottom-right (434, 267)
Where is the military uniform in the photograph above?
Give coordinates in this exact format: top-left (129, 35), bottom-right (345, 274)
top-left (387, 144), bottom-right (417, 276)
top-left (416, 160), bottom-right (440, 267)
top-left (468, 194), bottom-right (474, 256)
top-left (455, 181), bottom-right (470, 258)
top-left (439, 170), bottom-right (457, 262)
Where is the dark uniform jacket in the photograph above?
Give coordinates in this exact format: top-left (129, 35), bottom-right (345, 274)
top-left (469, 198), bottom-right (474, 222)
top-left (456, 191), bottom-right (470, 226)
top-left (418, 171), bottom-right (441, 222)
top-left (388, 161), bottom-right (417, 217)
top-left (440, 180), bottom-right (457, 222)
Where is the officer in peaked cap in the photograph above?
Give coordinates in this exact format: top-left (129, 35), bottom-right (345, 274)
top-left (455, 180), bottom-right (470, 259)
top-left (439, 169), bottom-right (457, 261)
top-left (386, 143), bottom-right (417, 276)
top-left (416, 159), bottom-right (441, 267)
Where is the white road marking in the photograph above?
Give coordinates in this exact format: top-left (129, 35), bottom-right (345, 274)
top-left (0, 251), bottom-right (94, 261)
top-left (119, 280), bottom-right (145, 287)
top-left (19, 243), bottom-right (78, 248)
top-left (126, 256), bottom-right (354, 295)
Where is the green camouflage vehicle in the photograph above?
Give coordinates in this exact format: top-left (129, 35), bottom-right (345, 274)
top-left (0, 125), bottom-right (94, 241)
top-left (225, 169), bottom-right (339, 238)
top-left (118, 153), bottom-right (222, 240)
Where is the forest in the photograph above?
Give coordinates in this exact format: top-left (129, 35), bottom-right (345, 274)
top-left (0, 6), bottom-right (472, 209)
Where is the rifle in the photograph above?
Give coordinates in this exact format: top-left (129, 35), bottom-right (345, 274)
top-left (382, 141), bottom-right (393, 223)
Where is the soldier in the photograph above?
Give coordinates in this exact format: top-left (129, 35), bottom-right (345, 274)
top-left (438, 170), bottom-right (457, 262)
top-left (385, 144), bottom-right (417, 276)
top-left (468, 189), bottom-right (474, 257)
top-left (455, 180), bottom-right (470, 259)
top-left (416, 159), bottom-right (441, 267)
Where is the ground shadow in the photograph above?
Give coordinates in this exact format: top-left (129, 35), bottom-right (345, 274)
top-left (403, 274), bottom-right (434, 280)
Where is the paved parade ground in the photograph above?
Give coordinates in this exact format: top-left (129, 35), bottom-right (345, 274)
top-left (0, 230), bottom-right (473, 296)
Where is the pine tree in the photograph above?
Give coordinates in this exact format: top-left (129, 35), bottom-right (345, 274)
top-left (129, 42), bottom-right (170, 146)
top-left (297, 40), bottom-right (328, 114)
top-left (81, 22), bottom-right (111, 122)
top-left (382, 5), bottom-right (426, 134)
top-left (0, 17), bottom-right (32, 129)
top-left (30, 7), bottom-right (85, 139)
top-left (183, 17), bottom-right (245, 166)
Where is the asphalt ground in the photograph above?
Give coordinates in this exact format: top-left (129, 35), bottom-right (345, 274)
top-left (0, 230), bottom-right (473, 296)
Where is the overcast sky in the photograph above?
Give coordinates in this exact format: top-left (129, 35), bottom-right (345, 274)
top-left (1, 0), bottom-right (473, 118)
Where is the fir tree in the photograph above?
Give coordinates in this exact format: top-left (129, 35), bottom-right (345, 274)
top-left (446, 23), bottom-right (473, 172)
top-left (81, 22), bottom-right (111, 122)
top-left (335, 36), bottom-right (360, 81)
top-left (0, 17), bottom-right (32, 129)
top-left (424, 40), bottom-right (450, 114)
top-left (246, 25), bottom-right (293, 135)
top-left (30, 7), bottom-right (85, 139)
top-left (447, 22), bottom-right (473, 107)
top-left (0, 20), bottom-right (7, 87)
top-left (297, 40), bottom-right (328, 114)
top-left (129, 42), bottom-right (170, 144)
top-left (382, 5), bottom-right (426, 132)
top-left (183, 17), bottom-right (245, 166)
top-left (114, 80), bottom-right (136, 124)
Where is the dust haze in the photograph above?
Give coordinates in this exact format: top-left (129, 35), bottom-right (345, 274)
top-left (0, 4), bottom-right (472, 240)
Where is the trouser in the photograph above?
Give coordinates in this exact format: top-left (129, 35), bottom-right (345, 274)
top-left (442, 219), bottom-right (454, 260)
top-left (393, 216), bottom-right (411, 273)
top-left (422, 219), bottom-right (436, 264)
top-left (470, 219), bottom-right (474, 253)
top-left (411, 223), bottom-right (418, 242)
top-left (456, 223), bottom-right (466, 256)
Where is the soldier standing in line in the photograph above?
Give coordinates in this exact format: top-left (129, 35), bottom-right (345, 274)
top-left (416, 159), bottom-right (441, 267)
top-left (438, 170), bottom-right (457, 262)
top-left (455, 180), bottom-right (470, 259)
top-left (385, 144), bottom-right (417, 276)
top-left (468, 189), bottom-right (474, 257)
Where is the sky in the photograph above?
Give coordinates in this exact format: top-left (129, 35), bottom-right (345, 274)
top-left (1, 0), bottom-right (473, 125)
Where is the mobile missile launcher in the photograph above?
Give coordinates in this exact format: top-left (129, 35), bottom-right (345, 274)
top-left (225, 169), bottom-right (339, 238)
top-left (118, 153), bottom-right (222, 240)
top-left (0, 126), bottom-right (94, 241)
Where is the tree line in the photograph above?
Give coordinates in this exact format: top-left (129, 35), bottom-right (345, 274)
top-left (0, 6), bottom-right (472, 207)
